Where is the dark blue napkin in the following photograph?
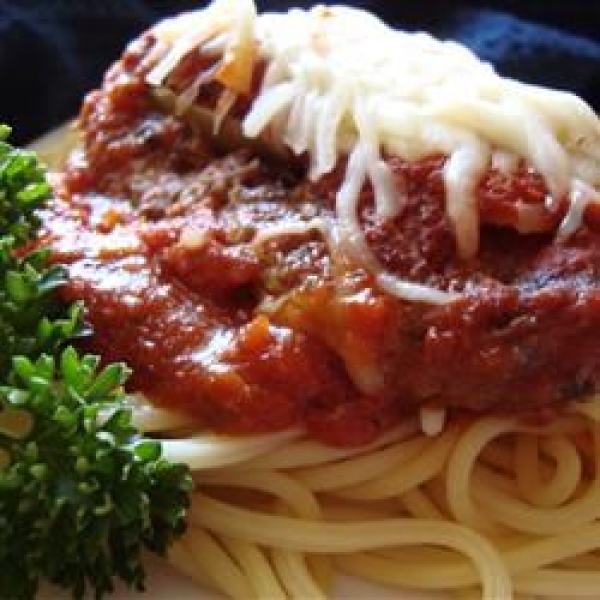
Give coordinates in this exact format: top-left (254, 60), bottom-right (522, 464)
top-left (1, 0), bottom-right (599, 144)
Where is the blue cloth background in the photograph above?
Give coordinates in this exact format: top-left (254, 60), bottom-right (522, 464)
top-left (1, 0), bottom-right (599, 144)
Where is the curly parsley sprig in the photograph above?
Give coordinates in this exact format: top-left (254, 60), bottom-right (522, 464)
top-left (0, 124), bottom-right (50, 243)
top-left (0, 125), bottom-right (192, 600)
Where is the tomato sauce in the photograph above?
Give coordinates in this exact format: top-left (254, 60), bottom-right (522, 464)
top-left (42, 34), bottom-right (600, 446)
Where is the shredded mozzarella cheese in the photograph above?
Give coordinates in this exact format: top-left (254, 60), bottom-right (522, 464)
top-left (557, 179), bottom-right (599, 242)
top-left (251, 217), bottom-right (329, 247)
top-left (149, 1), bottom-right (600, 304)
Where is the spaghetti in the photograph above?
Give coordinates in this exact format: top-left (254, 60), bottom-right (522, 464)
top-left (135, 399), bottom-right (600, 600)
top-left (30, 1), bottom-right (600, 598)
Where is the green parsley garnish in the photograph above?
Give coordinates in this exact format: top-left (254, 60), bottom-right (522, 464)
top-left (0, 125), bottom-right (192, 600)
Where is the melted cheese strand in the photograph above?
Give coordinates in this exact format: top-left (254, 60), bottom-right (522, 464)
top-left (557, 180), bottom-right (600, 242)
top-left (376, 272), bottom-right (460, 306)
top-left (444, 138), bottom-right (489, 259)
top-left (335, 143), bottom-right (373, 265)
top-left (149, 0), bottom-right (600, 304)
top-left (251, 217), bottom-right (329, 247)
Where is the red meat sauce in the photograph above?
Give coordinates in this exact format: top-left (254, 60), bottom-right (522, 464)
top-left (41, 34), bottom-right (600, 446)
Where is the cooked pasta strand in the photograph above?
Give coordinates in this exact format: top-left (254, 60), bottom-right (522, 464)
top-left (181, 529), bottom-right (253, 600)
top-left (220, 536), bottom-right (287, 599)
top-left (272, 549), bottom-right (328, 599)
top-left (189, 493), bottom-right (512, 600)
